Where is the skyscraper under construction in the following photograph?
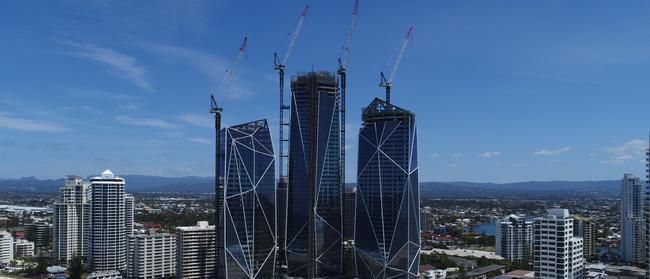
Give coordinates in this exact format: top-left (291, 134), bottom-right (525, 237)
top-left (355, 98), bottom-right (420, 278)
top-left (286, 71), bottom-right (343, 278)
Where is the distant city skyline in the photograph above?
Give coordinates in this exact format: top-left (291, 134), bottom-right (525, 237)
top-left (2, 1), bottom-right (650, 182)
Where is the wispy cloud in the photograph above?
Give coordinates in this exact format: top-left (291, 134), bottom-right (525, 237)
top-left (431, 153), bottom-right (439, 158)
top-left (141, 43), bottom-right (253, 99)
top-left (533, 146), bottom-right (571, 156)
top-left (512, 162), bottom-right (528, 167)
top-left (0, 112), bottom-right (67, 132)
top-left (141, 43), bottom-right (225, 80)
top-left (180, 113), bottom-right (212, 128)
top-left (480, 151), bottom-right (501, 158)
top-left (115, 115), bottom-right (178, 128)
top-left (65, 89), bottom-right (140, 100)
top-left (61, 41), bottom-right (153, 91)
top-left (601, 139), bottom-right (646, 164)
top-left (189, 137), bottom-right (211, 145)
top-left (452, 153), bottom-right (463, 158)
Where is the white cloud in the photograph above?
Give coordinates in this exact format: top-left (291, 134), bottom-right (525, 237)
top-left (180, 113), bottom-right (212, 128)
top-left (189, 138), bottom-right (211, 145)
top-left (452, 153), bottom-right (463, 158)
top-left (141, 43), bottom-right (253, 99)
top-left (431, 153), bottom-right (439, 158)
top-left (480, 151), bottom-right (501, 158)
top-left (512, 162), bottom-right (528, 167)
top-left (601, 139), bottom-right (646, 164)
top-left (0, 112), bottom-right (68, 132)
top-left (533, 146), bottom-right (571, 156)
top-left (141, 43), bottom-right (225, 79)
top-left (116, 115), bottom-right (178, 128)
top-left (449, 164), bottom-right (457, 167)
top-left (62, 41), bottom-right (153, 91)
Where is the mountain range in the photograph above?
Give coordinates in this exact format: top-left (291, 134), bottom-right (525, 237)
top-left (0, 176), bottom-right (620, 199)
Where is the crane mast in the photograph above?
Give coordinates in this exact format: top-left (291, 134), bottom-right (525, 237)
top-left (274, 5), bottom-right (308, 271)
top-left (211, 36), bottom-right (247, 279)
top-left (380, 26), bottom-right (412, 104)
top-left (337, 0), bottom-right (358, 227)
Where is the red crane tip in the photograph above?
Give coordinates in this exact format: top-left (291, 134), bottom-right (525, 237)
top-left (406, 26), bottom-right (413, 38)
top-left (302, 5), bottom-right (309, 16)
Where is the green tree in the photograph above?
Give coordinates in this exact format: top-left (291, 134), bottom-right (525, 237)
top-left (69, 256), bottom-right (84, 279)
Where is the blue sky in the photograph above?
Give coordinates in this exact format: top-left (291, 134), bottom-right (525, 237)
top-left (1, 1), bottom-right (650, 182)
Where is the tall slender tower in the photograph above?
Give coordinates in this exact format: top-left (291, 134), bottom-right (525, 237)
top-left (88, 169), bottom-right (127, 272)
top-left (620, 173), bottom-right (645, 264)
top-left (53, 175), bottom-right (90, 262)
top-left (645, 136), bottom-right (650, 278)
top-left (286, 71), bottom-right (342, 278)
top-left (354, 98), bottom-right (420, 278)
top-left (219, 119), bottom-right (276, 278)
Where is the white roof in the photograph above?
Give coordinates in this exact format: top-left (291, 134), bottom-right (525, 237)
top-left (101, 169), bottom-right (114, 179)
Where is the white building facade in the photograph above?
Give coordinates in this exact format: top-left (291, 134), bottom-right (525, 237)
top-left (53, 175), bottom-right (90, 262)
top-left (175, 221), bottom-right (215, 279)
top-left (496, 214), bottom-right (532, 262)
top-left (89, 169), bottom-right (129, 272)
top-left (125, 194), bottom-right (134, 237)
top-left (533, 209), bottom-right (584, 279)
top-left (0, 231), bottom-right (13, 263)
top-left (126, 233), bottom-right (176, 279)
top-left (14, 238), bottom-right (34, 259)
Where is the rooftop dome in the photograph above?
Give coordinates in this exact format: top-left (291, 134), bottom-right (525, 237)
top-left (101, 169), bottom-right (114, 179)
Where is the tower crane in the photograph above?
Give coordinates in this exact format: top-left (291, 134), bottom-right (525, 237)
top-left (275, 4), bottom-right (309, 183)
top-left (379, 26), bottom-right (413, 104)
top-left (211, 36), bottom-right (247, 279)
top-left (274, 5), bottom-right (308, 270)
top-left (337, 0), bottom-right (359, 203)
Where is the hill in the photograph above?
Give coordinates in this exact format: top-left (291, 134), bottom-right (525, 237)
top-left (0, 176), bottom-right (620, 199)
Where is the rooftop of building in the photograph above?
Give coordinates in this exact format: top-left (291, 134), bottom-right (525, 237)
top-left (291, 71), bottom-right (336, 82)
top-left (362, 98), bottom-right (415, 122)
top-left (176, 221), bottom-right (215, 231)
top-left (465, 264), bottom-right (506, 277)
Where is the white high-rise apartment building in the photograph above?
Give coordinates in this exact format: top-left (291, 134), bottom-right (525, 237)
top-left (14, 238), bottom-right (34, 259)
top-left (126, 232), bottom-right (176, 279)
top-left (53, 175), bottom-right (90, 262)
top-left (0, 231), bottom-right (13, 263)
top-left (89, 169), bottom-right (128, 272)
top-left (620, 173), bottom-right (645, 264)
top-left (533, 209), bottom-right (584, 279)
top-left (496, 214), bottom-right (532, 261)
top-left (175, 221), bottom-right (215, 279)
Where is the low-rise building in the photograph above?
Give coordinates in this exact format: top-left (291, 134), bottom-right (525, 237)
top-left (14, 238), bottom-right (34, 259)
top-left (465, 264), bottom-right (506, 279)
top-left (87, 270), bottom-right (123, 279)
top-left (176, 221), bottom-right (215, 279)
top-left (126, 232), bottom-right (175, 279)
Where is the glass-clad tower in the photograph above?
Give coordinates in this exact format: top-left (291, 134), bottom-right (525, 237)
top-left (286, 71), bottom-right (342, 277)
top-left (219, 119), bottom-right (276, 278)
top-left (355, 98), bottom-right (420, 278)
